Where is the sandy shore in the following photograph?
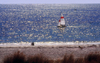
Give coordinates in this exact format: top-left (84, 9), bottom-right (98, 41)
top-left (0, 43), bottom-right (100, 63)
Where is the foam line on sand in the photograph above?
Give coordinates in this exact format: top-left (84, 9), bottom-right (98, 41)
top-left (0, 41), bottom-right (100, 47)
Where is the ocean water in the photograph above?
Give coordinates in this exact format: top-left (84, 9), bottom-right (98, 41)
top-left (0, 4), bottom-right (100, 43)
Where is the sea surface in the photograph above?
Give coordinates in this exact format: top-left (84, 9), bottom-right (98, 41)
top-left (0, 4), bottom-right (100, 43)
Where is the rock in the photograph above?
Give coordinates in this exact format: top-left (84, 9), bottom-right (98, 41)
top-left (31, 42), bottom-right (34, 46)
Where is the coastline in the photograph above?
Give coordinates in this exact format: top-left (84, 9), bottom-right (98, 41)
top-left (0, 41), bottom-right (100, 47)
top-left (0, 42), bottom-right (100, 63)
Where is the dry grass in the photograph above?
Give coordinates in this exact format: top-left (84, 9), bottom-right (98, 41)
top-left (3, 51), bottom-right (26, 63)
top-left (27, 54), bottom-right (50, 63)
top-left (3, 51), bottom-right (100, 63)
top-left (85, 53), bottom-right (100, 63)
top-left (75, 58), bottom-right (84, 63)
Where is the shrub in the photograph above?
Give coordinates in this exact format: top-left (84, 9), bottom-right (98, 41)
top-left (3, 51), bottom-right (100, 63)
top-left (55, 59), bottom-right (62, 63)
top-left (62, 54), bottom-right (74, 63)
top-left (27, 54), bottom-right (50, 63)
top-left (4, 51), bottom-right (26, 63)
top-left (75, 58), bottom-right (85, 63)
top-left (85, 53), bottom-right (100, 63)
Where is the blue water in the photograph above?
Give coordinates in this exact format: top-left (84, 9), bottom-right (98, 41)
top-left (0, 4), bottom-right (100, 43)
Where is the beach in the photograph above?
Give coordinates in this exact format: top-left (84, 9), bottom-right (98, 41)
top-left (0, 42), bottom-right (100, 63)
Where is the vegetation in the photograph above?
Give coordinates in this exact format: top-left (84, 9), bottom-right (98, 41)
top-left (3, 51), bottom-right (100, 63)
top-left (4, 51), bottom-right (25, 63)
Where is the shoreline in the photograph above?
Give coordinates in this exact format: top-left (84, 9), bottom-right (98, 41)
top-left (0, 41), bottom-right (100, 47)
